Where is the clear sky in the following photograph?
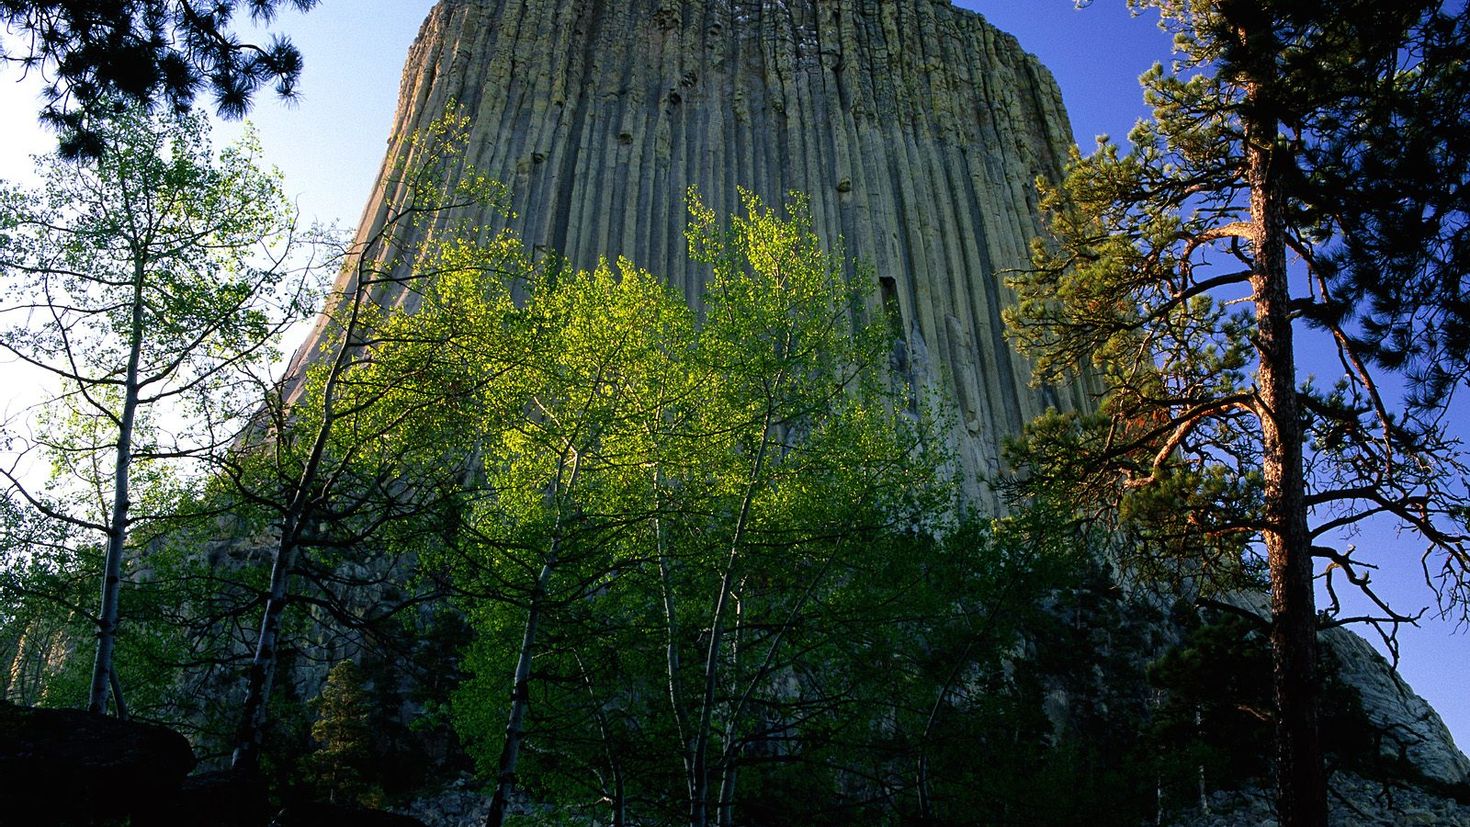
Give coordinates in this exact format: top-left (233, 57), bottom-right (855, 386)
top-left (0, 0), bottom-right (1464, 752)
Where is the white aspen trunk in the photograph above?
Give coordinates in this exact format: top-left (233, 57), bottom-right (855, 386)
top-left (690, 442), bottom-right (768, 827)
top-left (485, 550), bottom-right (557, 827)
top-left (231, 515), bottom-right (301, 771)
top-left (232, 243), bottom-right (380, 773)
top-left (88, 262), bottom-right (146, 716)
top-left (576, 652), bottom-right (628, 827)
top-left (487, 448), bottom-right (578, 827)
top-left (655, 465), bottom-right (697, 803)
top-left (717, 761), bottom-right (737, 827)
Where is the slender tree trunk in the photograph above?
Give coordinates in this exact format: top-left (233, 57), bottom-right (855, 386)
top-left (916, 599), bottom-right (1006, 823)
top-left (691, 424), bottom-right (769, 827)
top-left (614, 775), bottom-right (626, 827)
top-left (88, 264), bottom-right (146, 715)
top-left (575, 652), bottom-right (627, 827)
top-left (232, 255), bottom-right (373, 772)
top-left (918, 753), bottom-right (933, 825)
top-left (1241, 34), bottom-right (1327, 824)
top-left (717, 758), bottom-right (737, 827)
top-left (715, 595), bottom-right (745, 827)
top-left (488, 450), bottom-right (577, 827)
top-left (688, 309), bottom-right (794, 827)
top-left (1196, 706), bottom-right (1209, 814)
top-left (231, 519), bottom-right (301, 772)
top-left (108, 671), bottom-right (128, 721)
top-left (486, 548), bottom-right (557, 827)
top-left (690, 545), bottom-right (737, 827)
top-left (655, 466), bottom-right (697, 803)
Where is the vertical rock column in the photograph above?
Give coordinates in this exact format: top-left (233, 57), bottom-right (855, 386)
top-left (293, 0), bottom-right (1094, 507)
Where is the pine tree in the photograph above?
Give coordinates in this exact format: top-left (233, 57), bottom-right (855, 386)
top-left (1005, 2), bottom-right (1470, 825)
top-left (307, 660), bottom-right (375, 806)
top-left (0, 0), bottom-right (320, 158)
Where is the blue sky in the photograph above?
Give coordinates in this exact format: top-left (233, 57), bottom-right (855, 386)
top-left (0, 0), bottom-right (1463, 751)
top-left (970, 2), bottom-right (1469, 754)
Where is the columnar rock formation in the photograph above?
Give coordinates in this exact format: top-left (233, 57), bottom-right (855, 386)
top-left (276, 1), bottom-right (1470, 818)
top-left (291, 0), bottom-right (1094, 506)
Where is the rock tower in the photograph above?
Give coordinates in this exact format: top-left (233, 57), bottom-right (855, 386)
top-left (291, 0), bottom-right (1095, 506)
top-left (278, 1), bottom-right (1470, 816)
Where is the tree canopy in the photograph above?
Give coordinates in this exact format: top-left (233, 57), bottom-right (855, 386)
top-left (0, 106), bottom-right (312, 716)
top-left (1006, 1), bottom-right (1470, 824)
top-left (0, 0), bottom-right (319, 157)
top-left (356, 189), bottom-right (959, 826)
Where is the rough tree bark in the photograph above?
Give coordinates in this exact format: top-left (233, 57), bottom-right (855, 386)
top-left (1236, 8), bottom-right (1326, 823)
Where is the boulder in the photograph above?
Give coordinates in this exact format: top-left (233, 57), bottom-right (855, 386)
top-left (140, 769), bottom-right (272, 827)
top-left (0, 700), bottom-right (195, 825)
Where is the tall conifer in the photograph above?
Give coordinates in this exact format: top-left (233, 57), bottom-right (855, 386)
top-left (1006, 3), bottom-right (1470, 824)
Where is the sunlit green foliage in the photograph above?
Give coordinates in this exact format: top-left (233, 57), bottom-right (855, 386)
top-left (0, 108), bottom-right (306, 511)
top-left (216, 106), bottom-right (513, 773)
top-left (355, 188), bottom-right (964, 823)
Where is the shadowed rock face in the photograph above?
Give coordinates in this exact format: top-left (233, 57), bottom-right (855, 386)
top-left (291, 0), bottom-right (1096, 506)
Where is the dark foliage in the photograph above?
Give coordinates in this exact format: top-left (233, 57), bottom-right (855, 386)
top-left (1145, 607), bottom-right (1437, 815)
top-left (0, 0), bottom-right (320, 157)
top-left (1284, 4), bottom-right (1470, 409)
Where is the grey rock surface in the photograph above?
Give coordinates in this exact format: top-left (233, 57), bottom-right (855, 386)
top-left (1213, 593), bottom-right (1470, 813)
top-left (1255, 593), bottom-right (1468, 790)
top-left (394, 775), bottom-right (494, 827)
top-left (288, 0), bottom-right (1096, 507)
top-left (1324, 625), bottom-right (1470, 788)
top-left (1169, 771), bottom-right (1470, 827)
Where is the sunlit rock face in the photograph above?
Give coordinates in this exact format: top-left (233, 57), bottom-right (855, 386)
top-left (291, 0), bottom-right (1096, 507)
top-left (277, 3), bottom-right (1470, 819)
